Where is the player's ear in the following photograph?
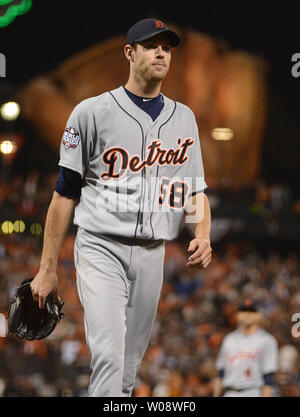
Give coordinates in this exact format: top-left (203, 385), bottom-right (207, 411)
top-left (124, 44), bottom-right (135, 64)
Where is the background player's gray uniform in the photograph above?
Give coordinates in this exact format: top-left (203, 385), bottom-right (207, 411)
top-left (216, 328), bottom-right (278, 397)
top-left (58, 86), bottom-right (207, 396)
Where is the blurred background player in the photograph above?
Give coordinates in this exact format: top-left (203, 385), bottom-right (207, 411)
top-left (213, 298), bottom-right (279, 397)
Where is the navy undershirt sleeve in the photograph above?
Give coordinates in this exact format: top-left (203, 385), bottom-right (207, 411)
top-left (54, 166), bottom-right (82, 199)
top-left (263, 373), bottom-right (275, 386)
top-left (218, 369), bottom-right (224, 378)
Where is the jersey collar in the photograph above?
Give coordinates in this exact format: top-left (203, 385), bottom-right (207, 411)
top-left (111, 86), bottom-right (175, 127)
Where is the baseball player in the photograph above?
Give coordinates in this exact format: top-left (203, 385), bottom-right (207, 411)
top-left (30, 18), bottom-right (212, 397)
top-left (213, 298), bottom-right (279, 397)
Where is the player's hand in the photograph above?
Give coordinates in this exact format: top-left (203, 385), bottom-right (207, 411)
top-left (30, 269), bottom-right (58, 309)
top-left (186, 236), bottom-right (212, 269)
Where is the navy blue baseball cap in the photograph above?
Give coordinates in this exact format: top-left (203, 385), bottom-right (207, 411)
top-left (126, 18), bottom-right (180, 47)
top-left (237, 298), bottom-right (258, 312)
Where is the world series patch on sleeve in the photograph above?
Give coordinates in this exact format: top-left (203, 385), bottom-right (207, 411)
top-left (62, 127), bottom-right (80, 150)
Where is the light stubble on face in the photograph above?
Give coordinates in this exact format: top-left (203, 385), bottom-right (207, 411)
top-left (133, 43), bottom-right (171, 84)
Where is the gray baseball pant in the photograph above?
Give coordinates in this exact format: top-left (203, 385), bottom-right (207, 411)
top-left (74, 227), bottom-right (165, 397)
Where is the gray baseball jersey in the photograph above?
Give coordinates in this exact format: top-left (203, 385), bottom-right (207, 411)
top-left (216, 328), bottom-right (278, 394)
top-left (58, 86), bottom-right (207, 396)
top-left (58, 86), bottom-right (207, 241)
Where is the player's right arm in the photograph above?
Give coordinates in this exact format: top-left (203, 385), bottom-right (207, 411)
top-left (30, 190), bottom-right (79, 308)
top-left (31, 98), bottom-right (94, 308)
top-left (213, 335), bottom-right (228, 397)
top-left (212, 371), bottom-right (224, 397)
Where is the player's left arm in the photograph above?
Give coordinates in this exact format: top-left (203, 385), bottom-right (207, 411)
top-left (184, 192), bottom-right (212, 268)
top-left (183, 109), bottom-right (211, 269)
top-left (260, 336), bottom-right (279, 397)
top-left (261, 374), bottom-right (275, 397)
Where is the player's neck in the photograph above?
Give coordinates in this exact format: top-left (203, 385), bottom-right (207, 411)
top-left (240, 325), bottom-right (259, 335)
top-left (125, 76), bottom-right (162, 98)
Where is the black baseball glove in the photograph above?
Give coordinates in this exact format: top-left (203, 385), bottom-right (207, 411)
top-left (8, 278), bottom-right (64, 341)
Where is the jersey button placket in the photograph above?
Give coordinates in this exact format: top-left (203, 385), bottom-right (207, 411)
top-left (139, 121), bottom-right (151, 236)
top-left (142, 123), bottom-right (154, 236)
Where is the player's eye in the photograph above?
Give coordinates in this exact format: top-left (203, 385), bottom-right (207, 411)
top-left (142, 43), bottom-right (171, 52)
top-left (143, 43), bottom-right (156, 49)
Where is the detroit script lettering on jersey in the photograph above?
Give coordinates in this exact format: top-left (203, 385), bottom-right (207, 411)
top-left (100, 138), bottom-right (194, 180)
top-left (227, 348), bottom-right (261, 364)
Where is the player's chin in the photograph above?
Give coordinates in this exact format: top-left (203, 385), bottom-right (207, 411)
top-left (151, 67), bottom-right (168, 80)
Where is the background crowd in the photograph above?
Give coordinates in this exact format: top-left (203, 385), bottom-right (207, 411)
top-left (0, 171), bottom-right (300, 397)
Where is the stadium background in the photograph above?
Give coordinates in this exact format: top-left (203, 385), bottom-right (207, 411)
top-left (0, 1), bottom-right (300, 396)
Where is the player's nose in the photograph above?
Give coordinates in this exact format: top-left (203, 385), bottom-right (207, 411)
top-left (154, 45), bottom-right (165, 56)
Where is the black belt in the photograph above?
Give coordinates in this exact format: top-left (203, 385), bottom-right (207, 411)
top-left (103, 234), bottom-right (165, 248)
top-left (223, 387), bottom-right (260, 394)
top-left (80, 228), bottom-right (164, 248)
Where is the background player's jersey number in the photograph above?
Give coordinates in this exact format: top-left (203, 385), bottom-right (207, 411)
top-left (159, 177), bottom-right (189, 209)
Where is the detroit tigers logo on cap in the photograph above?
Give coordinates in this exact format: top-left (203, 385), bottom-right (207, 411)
top-left (62, 127), bottom-right (80, 150)
top-left (154, 20), bottom-right (165, 29)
